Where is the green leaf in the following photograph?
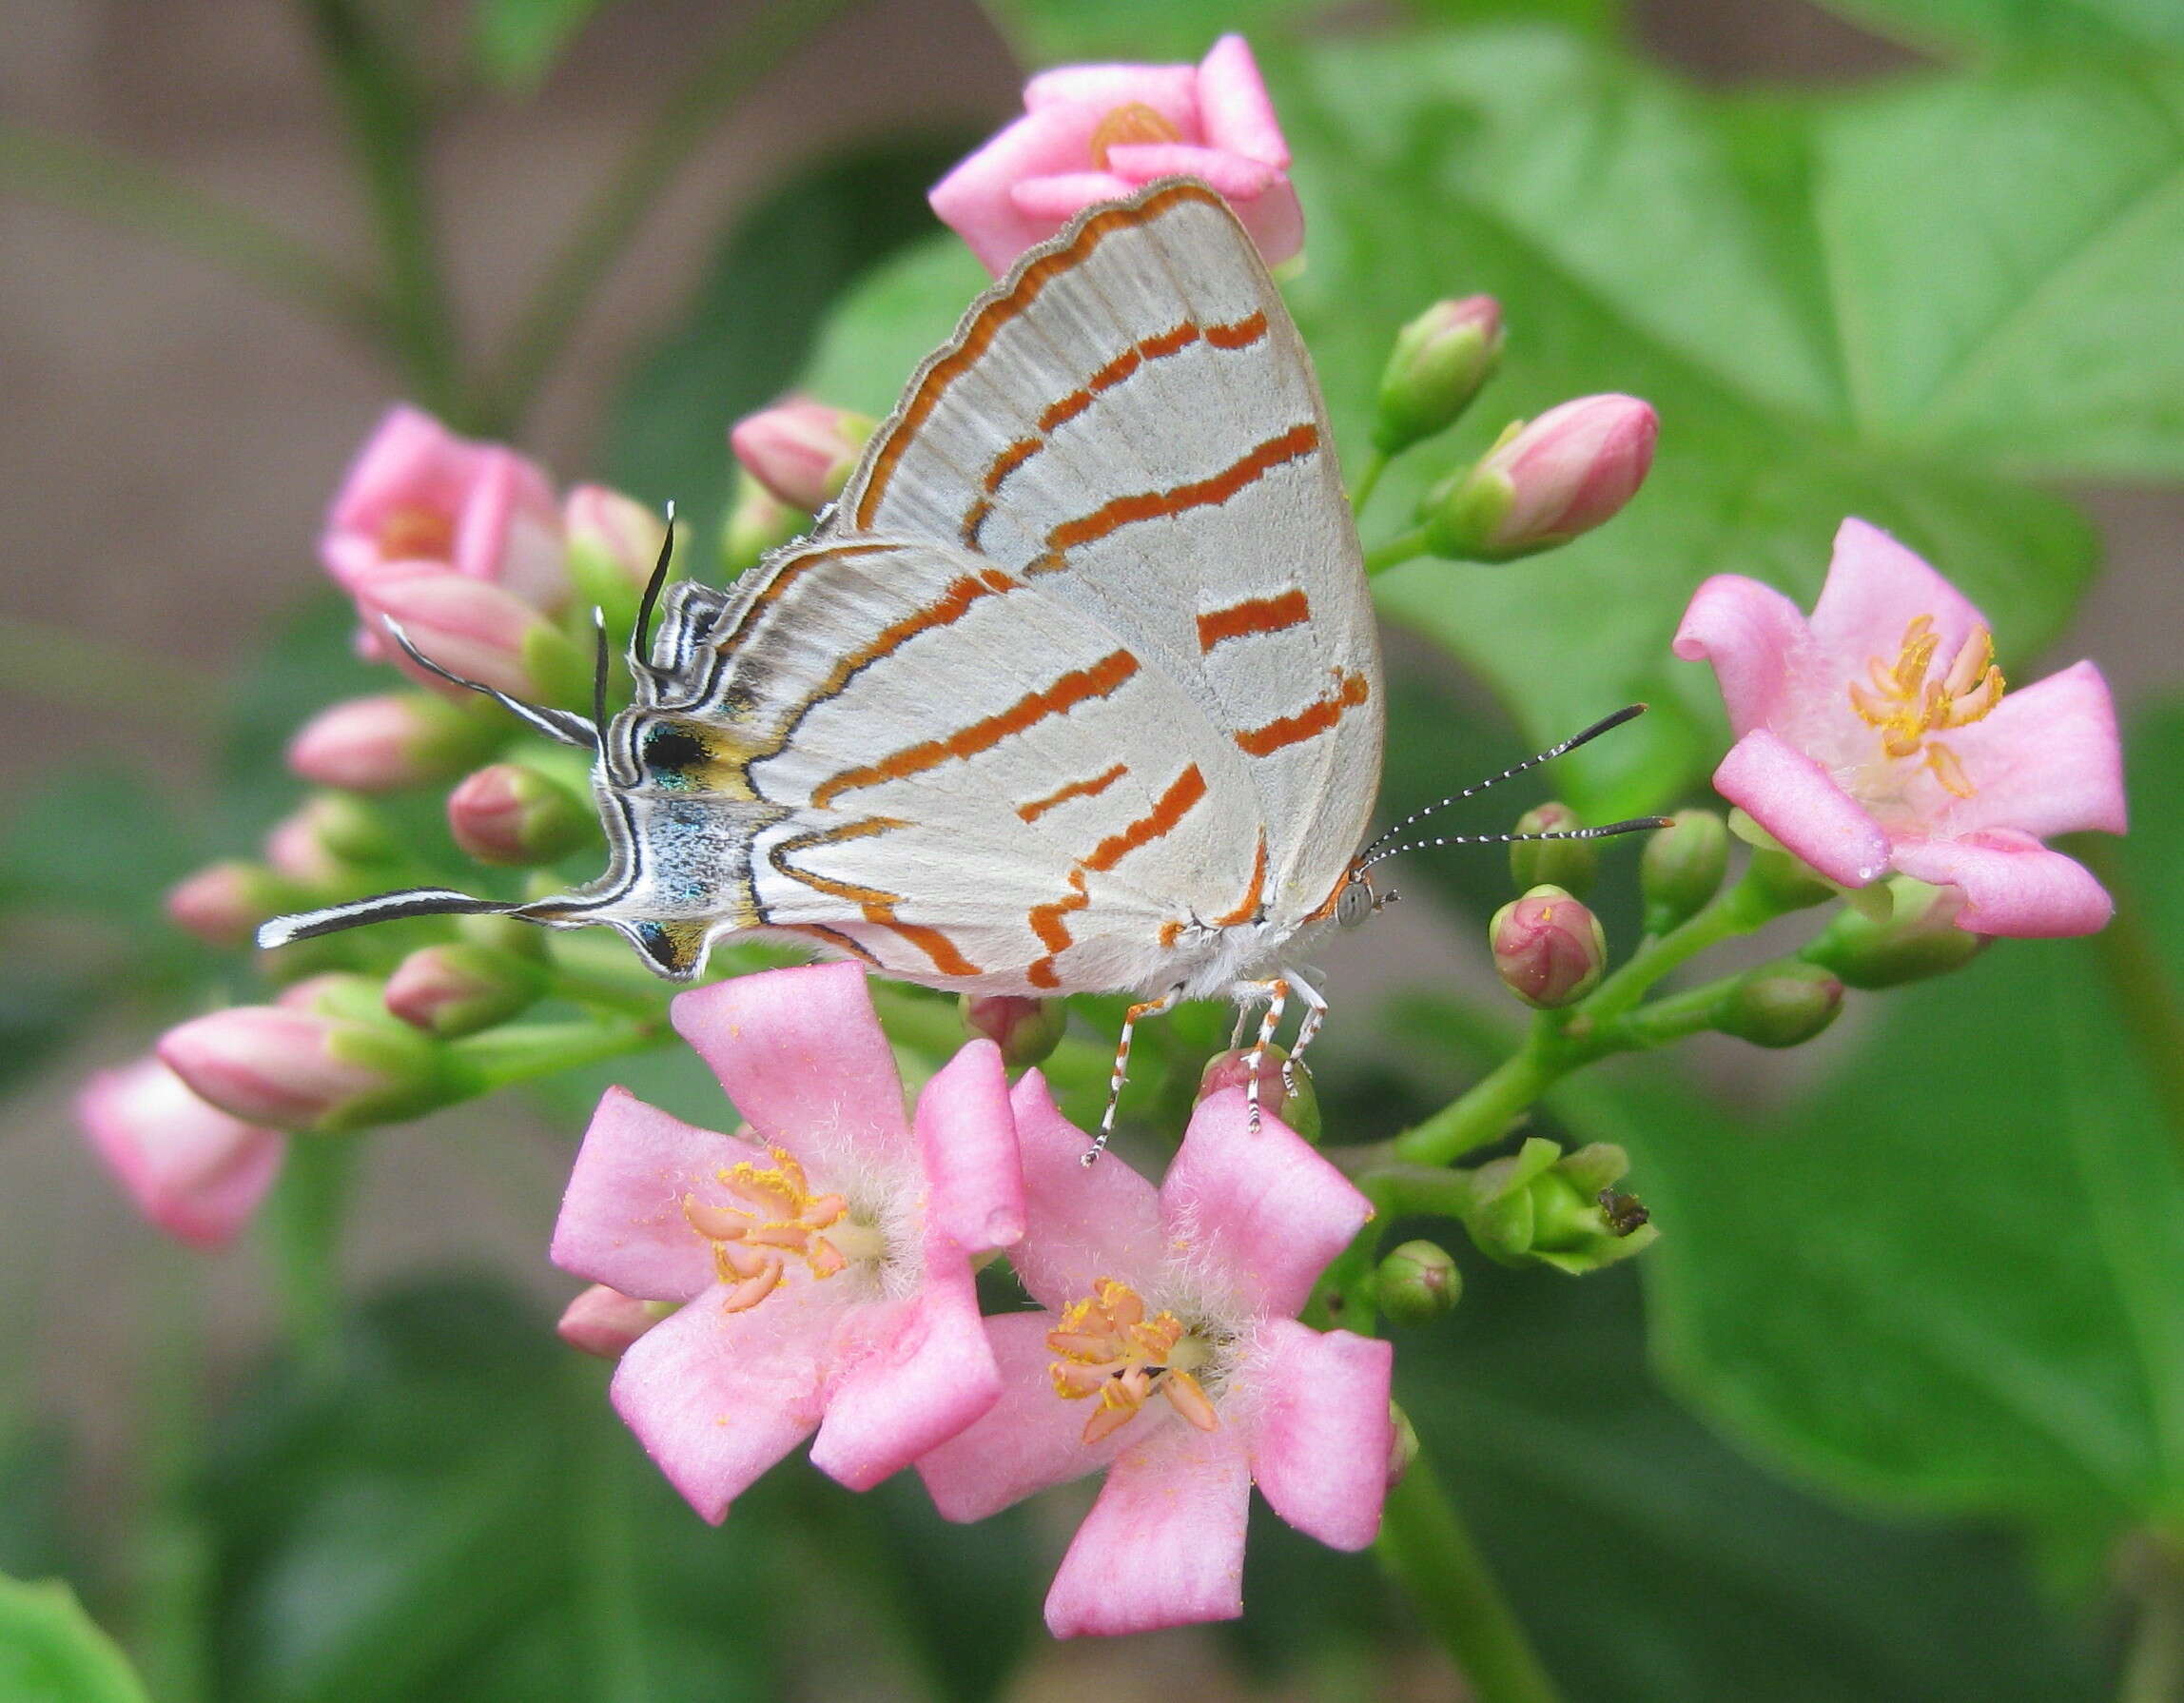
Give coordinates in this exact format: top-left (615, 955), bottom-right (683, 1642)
top-left (606, 134), bottom-right (983, 543)
top-left (977, 0), bottom-right (1618, 65)
top-left (1809, 0), bottom-right (2184, 60)
top-left (0, 1575), bottom-right (150, 1703)
top-left (470, 0), bottom-right (614, 93)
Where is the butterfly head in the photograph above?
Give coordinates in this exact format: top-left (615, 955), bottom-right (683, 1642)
top-left (1323, 862), bottom-right (1396, 931)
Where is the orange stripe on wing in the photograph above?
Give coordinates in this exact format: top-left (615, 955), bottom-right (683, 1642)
top-left (1025, 871), bottom-right (1089, 990)
top-left (1197, 588), bottom-right (1311, 652)
top-left (1212, 832), bottom-right (1269, 927)
top-left (1032, 422), bottom-right (1319, 570)
top-left (853, 181), bottom-right (1233, 530)
top-left (1202, 309), bottom-right (1268, 349)
top-left (1083, 765), bottom-right (1206, 872)
top-left (867, 913), bottom-right (981, 978)
top-left (812, 649), bottom-right (1140, 808)
top-left (1235, 671), bottom-right (1373, 757)
top-left (1018, 761), bottom-right (1128, 825)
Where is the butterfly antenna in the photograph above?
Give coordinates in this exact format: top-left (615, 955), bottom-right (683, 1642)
top-left (1359, 815), bottom-right (1671, 872)
top-left (591, 606), bottom-right (612, 743)
top-left (380, 617), bottom-right (596, 750)
top-left (630, 500), bottom-right (677, 677)
top-left (1362, 703), bottom-right (1649, 857)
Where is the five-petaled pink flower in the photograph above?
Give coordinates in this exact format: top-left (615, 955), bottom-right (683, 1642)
top-left (1675, 518), bottom-right (2125, 936)
top-left (551, 962), bottom-right (1024, 1523)
top-left (76, 1056), bottom-right (286, 1249)
top-left (917, 1077), bottom-right (1391, 1638)
top-left (930, 34), bottom-right (1302, 275)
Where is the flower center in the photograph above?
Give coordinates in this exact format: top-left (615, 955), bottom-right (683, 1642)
top-left (377, 504), bottom-right (456, 563)
top-left (1846, 614), bottom-right (2004, 799)
top-left (681, 1145), bottom-right (885, 1314)
top-left (1088, 103), bottom-right (1182, 171)
top-left (1047, 1278), bottom-right (1219, 1444)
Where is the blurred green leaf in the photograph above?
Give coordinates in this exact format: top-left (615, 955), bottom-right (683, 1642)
top-left (1810, 0), bottom-right (2184, 59)
top-left (0, 1575), bottom-right (149, 1703)
top-left (470, 0), bottom-right (615, 91)
top-left (978, 0), bottom-right (1620, 64)
top-left (207, 1277), bottom-right (774, 1703)
top-left (606, 134), bottom-right (983, 543)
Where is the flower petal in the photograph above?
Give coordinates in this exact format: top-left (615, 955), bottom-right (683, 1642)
top-left (1043, 1424), bottom-right (1253, 1637)
top-left (913, 1039), bottom-right (1022, 1255)
top-left (453, 447), bottom-right (565, 609)
top-left (1888, 832), bottom-right (2114, 937)
top-left (1156, 1088), bottom-right (1372, 1319)
top-left (1004, 1072), bottom-right (1165, 1314)
top-left (1102, 144), bottom-right (1276, 198)
top-left (1930, 660), bottom-right (2127, 840)
top-left (1244, 1320), bottom-right (1393, 1551)
top-left (929, 112), bottom-right (1086, 275)
top-left (1022, 64), bottom-right (1200, 123)
top-left (550, 1086), bottom-right (755, 1302)
top-left (1672, 573), bottom-right (1810, 737)
top-left (609, 1279), bottom-right (841, 1523)
top-left (1008, 170), bottom-right (1138, 224)
top-left (1808, 518), bottom-right (1987, 667)
top-left (809, 1256), bottom-right (1000, 1492)
top-left (76, 1058), bottom-right (284, 1250)
top-left (1712, 728), bottom-right (1892, 887)
top-left (670, 963), bottom-right (910, 1179)
top-left (917, 1312), bottom-right (1125, 1521)
top-left (1196, 35), bottom-right (1289, 166)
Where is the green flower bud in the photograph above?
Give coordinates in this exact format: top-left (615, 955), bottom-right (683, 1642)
top-left (1197, 1046), bottom-right (1321, 1144)
top-left (1640, 808), bottom-right (1728, 934)
top-left (1461, 1137), bottom-right (1657, 1273)
top-left (383, 943), bottom-right (545, 1038)
top-left (1417, 395), bottom-right (1658, 562)
top-left (1373, 296), bottom-right (1504, 457)
top-left (447, 763), bottom-right (601, 867)
top-left (1717, 960), bottom-right (1843, 1048)
top-left (1491, 885), bottom-right (1608, 1008)
top-left (1387, 1402), bottom-right (1421, 1486)
top-left (1801, 877), bottom-right (1987, 989)
top-left (960, 994), bottom-right (1068, 1068)
top-left (1509, 802), bottom-right (1597, 897)
top-left (1745, 845), bottom-right (1838, 913)
top-left (1376, 1240), bottom-right (1461, 1326)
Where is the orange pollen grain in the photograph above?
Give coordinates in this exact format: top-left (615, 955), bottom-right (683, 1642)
top-left (1045, 1278), bottom-right (1218, 1444)
top-left (680, 1146), bottom-right (867, 1311)
top-left (1088, 103), bottom-right (1183, 171)
top-left (376, 505), bottom-right (456, 562)
top-left (1847, 614), bottom-right (2004, 791)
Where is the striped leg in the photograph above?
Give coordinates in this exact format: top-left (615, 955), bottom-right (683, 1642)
top-left (1085, 985), bottom-right (1183, 1165)
top-left (1281, 969), bottom-right (1330, 1097)
top-left (1232, 977), bottom-right (1291, 1134)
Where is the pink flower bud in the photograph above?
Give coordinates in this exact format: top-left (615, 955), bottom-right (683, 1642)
top-left (556, 1284), bottom-right (667, 1359)
top-left (349, 560), bottom-right (582, 704)
top-left (564, 484), bottom-right (667, 608)
top-left (285, 693), bottom-right (495, 792)
top-left (165, 860), bottom-right (283, 949)
top-left (263, 794), bottom-right (398, 889)
top-left (729, 399), bottom-right (875, 513)
top-left (1423, 394), bottom-right (1658, 562)
top-left (1196, 1045), bottom-right (1320, 1143)
top-left (76, 1057), bottom-right (285, 1249)
top-left (158, 1006), bottom-right (412, 1130)
top-left (1375, 295), bottom-right (1504, 455)
top-left (263, 806), bottom-right (344, 890)
top-left (1490, 885), bottom-right (1608, 1008)
top-left (447, 763), bottom-right (599, 866)
top-left (960, 995), bottom-right (1068, 1068)
top-left (383, 943), bottom-right (543, 1037)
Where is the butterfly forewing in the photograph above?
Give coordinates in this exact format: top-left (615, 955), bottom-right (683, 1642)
top-left (834, 180), bottom-right (1382, 926)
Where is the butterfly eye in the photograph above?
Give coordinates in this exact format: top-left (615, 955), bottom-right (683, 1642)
top-left (1336, 880), bottom-right (1374, 930)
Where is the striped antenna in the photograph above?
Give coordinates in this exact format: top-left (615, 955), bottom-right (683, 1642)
top-left (1358, 814), bottom-right (1670, 872)
top-left (1362, 703), bottom-right (1649, 858)
top-left (380, 617), bottom-right (596, 749)
top-left (630, 500), bottom-right (677, 677)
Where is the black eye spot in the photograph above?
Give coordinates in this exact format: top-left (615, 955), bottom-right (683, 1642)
top-left (643, 724), bottom-right (708, 782)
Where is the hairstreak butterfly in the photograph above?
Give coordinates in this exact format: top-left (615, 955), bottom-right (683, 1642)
top-left (263, 178), bottom-right (1655, 1151)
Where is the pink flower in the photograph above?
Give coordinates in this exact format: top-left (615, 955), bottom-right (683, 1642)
top-left (550, 962), bottom-right (1024, 1523)
top-left (557, 1284), bottom-right (665, 1360)
top-left (916, 1079), bottom-right (1390, 1638)
top-left (930, 34), bottom-right (1302, 275)
top-left (348, 560), bottom-right (573, 703)
top-left (322, 405), bottom-right (567, 609)
top-left (1674, 519), bottom-right (2126, 936)
top-left (729, 400), bottom-right (874, 513)
top-left (286, 693), bottom-right (488, 792)
top-left (1423, 394), bottom-right (1659, 562)
top-left (157, 999), bottom-right (439, 1133)
top-left (76, 1057), bottom-right (284, 1249)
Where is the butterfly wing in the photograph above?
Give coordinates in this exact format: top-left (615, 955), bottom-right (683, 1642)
top-left (830, 178), bottom-right (1381, 928)
top-left (580, 536), bottom-right (1267, 992)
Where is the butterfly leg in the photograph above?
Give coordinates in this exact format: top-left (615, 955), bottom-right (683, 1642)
top-left (1085, 985), bottom-right (1183, 1166)
top-left (1230, 977), bottom-right (1292, 1135)
top-left (1281, 970), bottom-right (1331, 1097)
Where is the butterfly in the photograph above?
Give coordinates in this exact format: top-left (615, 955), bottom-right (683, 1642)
top-left (263, 178), bottom-right (1645, 1150)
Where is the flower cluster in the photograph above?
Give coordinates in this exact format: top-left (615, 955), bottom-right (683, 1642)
top-left (553, 963), bottom-right (1392, 1637)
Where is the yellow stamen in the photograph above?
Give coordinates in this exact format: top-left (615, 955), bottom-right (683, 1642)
top-left (679, 1145), bottom-right (877, 1310)
top-left (1848, 615), bottom-right (2005, 794)
top-left (1088, 103), bottom-right (1183, 171)
top-left (1045, 1278), bottom-right (1218, 1445)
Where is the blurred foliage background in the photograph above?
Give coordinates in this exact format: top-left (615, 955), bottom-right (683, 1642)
top-left (4, 0), bottom-right (2183, 1696)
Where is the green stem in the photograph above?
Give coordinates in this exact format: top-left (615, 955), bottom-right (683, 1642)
top-left (2078, 839), bottom-right (2184, 1171)
top-left (1377, 1456), bottom-right (1563, 1703)
top-left (257, 1136), bottom-right (357, 1375)
top-left (1350, 449), bottom-right (1391, 515)
top-left (302, 0), bottom-right (461, 416)
top-left (1365, 527), bottom-right (1430, 576)
top-left (1580, 868), bottom-right (1779, 1023)
top-left (450, 1015), bottom-right (665, 1094)
top-left (1598, 971), bottom-right (1741, 1049)
top-left (1393, 1028), bottom-right (1558, 1166)
top-left (479, 0), bottom-right (857, 432)
top-left (127, 1250), bottom-right (212, 1703)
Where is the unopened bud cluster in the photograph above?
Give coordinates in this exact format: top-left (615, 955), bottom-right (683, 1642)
top-left (1460, 1138), bottom-right (1655, 1273)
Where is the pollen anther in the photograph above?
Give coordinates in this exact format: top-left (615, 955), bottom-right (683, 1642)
top-left (1849, 615), bottom-right (2004, 793)
top-left (1046, 1278), bottom-right (1219, 1444)
top-left (680, 1147), bottom-right (869, 1312)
